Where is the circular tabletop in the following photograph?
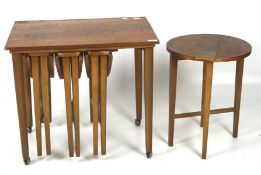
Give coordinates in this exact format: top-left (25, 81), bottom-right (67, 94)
top-left (167, 34), bottom-right (252, 62)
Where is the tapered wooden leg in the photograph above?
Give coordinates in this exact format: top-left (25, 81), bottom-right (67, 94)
top-left (12, 54), bottom-right (30, 165)
top-left (48, 59), bottom-right (53, 123)
top-left (100, 55), bottom-right (107, 155)
top-left (168, 55), bottom-right (178, 146)
top-left (233, 60), bottom-right (244, 138)
top-left (84, 56), bottom-right (93, 123)
top-left (200, 63), bottom-right (207, 127)
top-left (202, 62), bottom-right (213, 159)
top-left (31, 57), bottom-right (42, 156)
top-left (40, 89), bottom-right (44, 123)
top-left (72, 57), bottom-right (80, 157)
top-left (23, 57), bottom-right (33, 133)
top-left (63, 57), bottom-right (74, 157)
top-left (144, 47), bottom-right (153, 158)
top-left (98, 67), bottom-right (102, 124)
top-left (91, 55), bottom-right (99, 156)
top-left (40, 56), bottom-right (52, 155)
top-left (134, 48), bottom-right (143, 126)
top-left (89, 78), bottom-right (93, 123)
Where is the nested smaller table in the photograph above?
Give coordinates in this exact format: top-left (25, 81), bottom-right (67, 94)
top-left (167, 34), bottom-right (252, 159)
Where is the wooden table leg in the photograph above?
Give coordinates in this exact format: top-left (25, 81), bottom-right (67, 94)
top-left (40, 56), bottom-right (52, 155)
top-left (202, 62), bottom-right (213, 159)
top-left (200, 63), bottom-right (207, 127)
top-left (90, 55), bottom-right (99, 156)
top-left (63, 57), bottom-right (74, 157)
top-left (98, 65), bottom-right (102, 124)
top-left (134, 48), bottom-right (143, 126)
top-left (12, 53), bottom-right (30, 165)
top-left (72, 57), bottom-right (80, 157)
top-left (40, 88), bottom-right (44, 123)
top-left (23, 56), bottom-right (33, 133)
top-left (31, 56), bottom-right (42, 156)
top-left (89, 78), bottom-right (93, 123)
top-left (144, 47), bottom-right (153, 158)
top-left (84, 56), bottom-right (93, 123)
top-left (233, 60), bottom-right (244, 138)
top-left (168, 54), bottom-right (178, 146)
top-left (100, 55), bottom-right (107, 155)
top-left (48, 58), bottom-right (53, 123)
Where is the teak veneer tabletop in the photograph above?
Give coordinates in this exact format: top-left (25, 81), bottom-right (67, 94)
top-left (5, 17), bottom-right (159, 52)
top-left (167, 34), bottom-right (252, 62)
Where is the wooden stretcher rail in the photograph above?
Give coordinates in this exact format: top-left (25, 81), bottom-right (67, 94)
top-left (174, 107), bottom-right (234, 119)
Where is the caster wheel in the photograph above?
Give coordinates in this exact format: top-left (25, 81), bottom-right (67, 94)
top-left (146, 152), bottom-right (152, 158)
top-left (135, 119), bottom-right (141, 126)
top-left (27, 127), bottom-right (32, 133)
top-left (168, 142), bottom-right (173, 147)
top-left (24, 158), bottom-right (30, 165)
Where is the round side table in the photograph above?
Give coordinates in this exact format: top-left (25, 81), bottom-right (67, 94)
top-left (166, 34), bottom-right (252, 159)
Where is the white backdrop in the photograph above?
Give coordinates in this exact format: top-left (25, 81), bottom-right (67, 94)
top-left (0, 0), bottom-right (260, 175)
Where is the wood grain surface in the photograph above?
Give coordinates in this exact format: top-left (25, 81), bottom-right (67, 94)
top-left (5, 17), bottom-right (159, 52)
top-left (167, 34), bottom-right (251, 62)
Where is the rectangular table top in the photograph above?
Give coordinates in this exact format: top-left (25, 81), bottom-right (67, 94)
top-left (5, 17), bottom-right (159, 53)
